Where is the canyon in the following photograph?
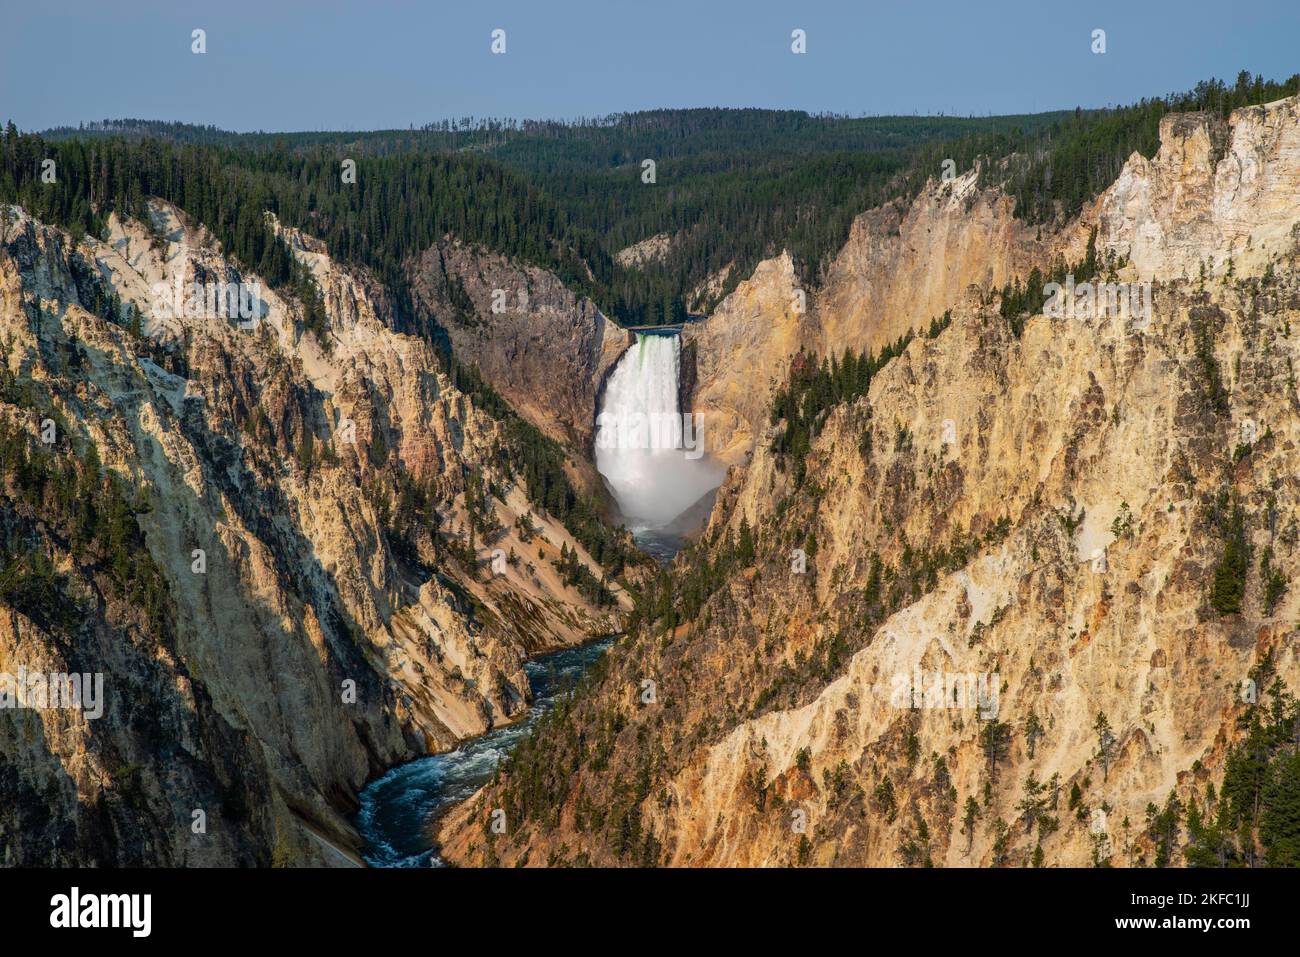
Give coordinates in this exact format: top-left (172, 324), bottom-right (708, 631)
top-left (3, 89), bottom-right (1298, 871)
top-left (433, 95), bottom-right (1300, 867)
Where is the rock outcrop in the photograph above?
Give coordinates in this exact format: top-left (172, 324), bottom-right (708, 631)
top-left (409, 240), bottom-right (629, 457)
top-left (680, 252), bottom-right (803, 467)
top-left (615, 233), bottom-right (673, 268)
top-left (1096, 96), bottom-right (1300, 281)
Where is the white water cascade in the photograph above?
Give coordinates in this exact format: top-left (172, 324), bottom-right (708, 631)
top-left (595, 333), bottom-right (726, 542)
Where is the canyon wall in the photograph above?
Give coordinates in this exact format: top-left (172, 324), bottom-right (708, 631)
top-left (684, 96), bottom-right (1300, 474)
top-left (0, 203), bottom-right (623, 865)
top-left (680, 253), bottom-right (803, 468)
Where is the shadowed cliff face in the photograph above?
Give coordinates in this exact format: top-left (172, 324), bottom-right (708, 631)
top-left (0, 202), bottom-right (626, 865)
top-left (409, 240), bottom-right (629, 455)
top-left (436, 96), bottom-right (1300, 868)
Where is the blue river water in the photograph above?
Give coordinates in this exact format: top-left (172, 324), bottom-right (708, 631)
top-left (354, 638), bottom-right (612, 867)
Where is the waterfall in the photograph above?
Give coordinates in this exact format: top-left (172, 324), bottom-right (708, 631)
top-left (595, 333), bottom-right (725, 533)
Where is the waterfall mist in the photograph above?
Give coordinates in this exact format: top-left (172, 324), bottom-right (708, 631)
top-left (595, 333), bottom-right (726, 532)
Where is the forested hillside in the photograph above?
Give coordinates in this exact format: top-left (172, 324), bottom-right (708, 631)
top-left (14, 72), bottom-right (1299, 330)
top-left (0, 127), bottom-right (607, 328)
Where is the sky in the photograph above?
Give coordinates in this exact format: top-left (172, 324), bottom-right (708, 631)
top-left (4, 0), bottom-right (1299, 132)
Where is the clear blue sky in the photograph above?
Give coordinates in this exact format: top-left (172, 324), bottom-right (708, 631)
top-left (5, 0), bottom-right (1298, 131)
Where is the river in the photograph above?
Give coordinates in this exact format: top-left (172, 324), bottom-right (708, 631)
top-left (354, 637), bottom-right (612, 867)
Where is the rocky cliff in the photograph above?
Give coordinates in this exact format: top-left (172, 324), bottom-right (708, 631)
top-left (682, 97), bottom-right (1300, 476)
top-left (1096, 96), bottom-right (1300, 282)
top-left (679, 171), bottom-right (1043, 468)
top-left (680, 253), bottom-right (803, 468)
top-left (409, 240), bottom-right (629, 459)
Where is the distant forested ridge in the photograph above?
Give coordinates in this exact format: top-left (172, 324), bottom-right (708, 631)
top-left (15, 71), bottom-right (1300, 329)
top-left (32, 109), bottom-right (1067, 325)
